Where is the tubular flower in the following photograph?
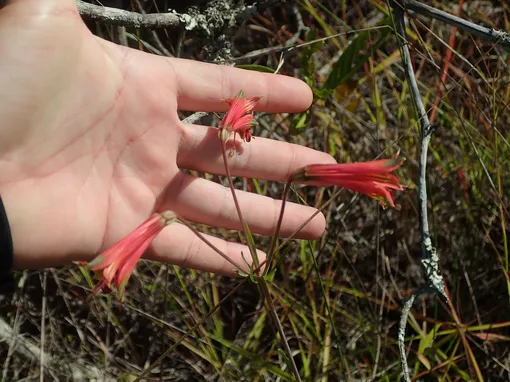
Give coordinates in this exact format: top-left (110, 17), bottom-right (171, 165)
top-left (292, 157), bottom-right (405, 207)
top-left (219, 90), bottom-right (261, 143)
top-left (86, 211), bottom-right (176, 297)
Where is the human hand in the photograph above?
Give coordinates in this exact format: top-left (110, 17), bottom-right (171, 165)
top-left (0, 0), bottom-right (334, 275)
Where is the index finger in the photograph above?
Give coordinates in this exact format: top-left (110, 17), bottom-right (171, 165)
top-left (169, 58), bottom-right (313, 113)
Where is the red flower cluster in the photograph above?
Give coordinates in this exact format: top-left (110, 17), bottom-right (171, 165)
top-left (219, 90), bottom-right (261, 143)
top-left (80, 90), bottom-right (405, 301)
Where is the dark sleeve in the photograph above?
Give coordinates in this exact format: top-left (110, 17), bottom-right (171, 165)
top-left (0, 196), bottom-right (13, 276)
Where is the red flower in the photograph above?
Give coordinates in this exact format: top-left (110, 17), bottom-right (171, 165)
top-left (293, 157), bottom-right (405, 207)
top-left (219, 90), bottom-right (261, 143)
top-left (86, 211), bottom-right (176, 297)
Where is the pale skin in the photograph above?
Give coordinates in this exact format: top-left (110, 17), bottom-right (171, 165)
top-left (0, 0), bottom-right (335, 275)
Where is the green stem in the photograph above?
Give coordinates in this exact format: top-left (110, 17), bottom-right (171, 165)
top-left (220, 138), bottom-right (260, 269)
top-left (177, 217), bottom-right (245, 272)
top-left (273, 188), bottom-right (343, 256)
top-left (264, 179), bottom-right (293, 275)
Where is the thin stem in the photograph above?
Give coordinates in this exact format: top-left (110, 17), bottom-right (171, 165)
top-left (220, 139), bottom-right (260, 269)
top-left (259, 282), bottom-right (302, 382)
top-left (177, 218), bottom-right (245, 272)
top-left (273, 187), bottom-right (344, 256)
top-left (256, 187), bottom-right (345, 275)
top-left (264, 179), bottom-right (293, 274)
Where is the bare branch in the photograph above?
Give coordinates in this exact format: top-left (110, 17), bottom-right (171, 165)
top-left (182, 112), bottom-right (209, 125)
top-left (404, 0), bottom-right (510, 50)
top-left (391, 3), bottom-right (448, 381)
top-left (397, 289), bottom-right (417, 379)
top-left (76, 1), bottom-right (180, 29)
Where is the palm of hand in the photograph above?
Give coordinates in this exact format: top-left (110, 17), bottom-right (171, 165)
top-left (0, 0), bottom-right (332, 274)
top-left (0, 1), bottom-right (184, 268)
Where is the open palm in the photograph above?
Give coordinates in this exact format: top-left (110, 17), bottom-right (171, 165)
top-left (0, 0), bottom-right (334, 275)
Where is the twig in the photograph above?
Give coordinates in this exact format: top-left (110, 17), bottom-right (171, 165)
top-left (392, 3), bottom-right (448, 381)
top-left (394, 2), bottom-right (448, 299)
top-left (77, 0), bottom-right (284, 32)
top-left (397, 287), bottom-right (427, 380)
top-left (283, 5), bottom-right (309, 47)
top-left (0, 316), bottom-right (101, 379)
top-left (182, 112), bottom-right (209, 125)
top-left (132, 0), bottom-right (174, 56)
top-left (403, 0), bottom-right (510, 50)
top-left (39, 270), bottom-right (47, 382)
top-left (76, 1), bottom-right (180, 29)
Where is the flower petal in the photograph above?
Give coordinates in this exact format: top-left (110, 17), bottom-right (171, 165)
top-left (293, 157), bottom-right (405, 207)
top-left (84, 212), bottom-right (174, 297)
top-left (219, 90), bottom-right (261, 143)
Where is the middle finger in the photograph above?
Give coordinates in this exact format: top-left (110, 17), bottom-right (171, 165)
top-left (159, 172), bottom-right (326, 240)
top-left (177, 123), bottom-right (336, 181)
